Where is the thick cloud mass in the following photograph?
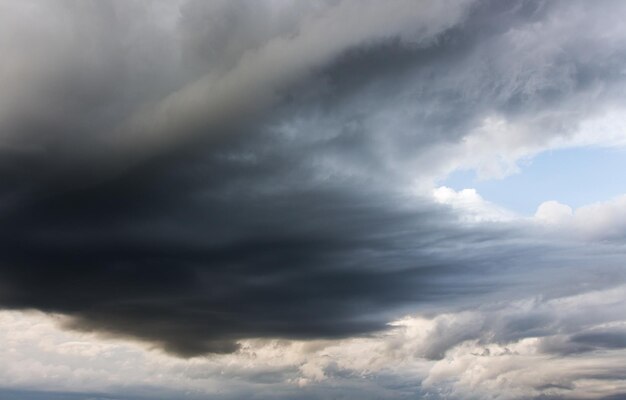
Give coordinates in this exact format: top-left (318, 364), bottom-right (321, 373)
top-left (2, 1), bottom-right (626, 398)
top-left (0, 0), bottom-right (485, 355)
top-left (0, 153), bottom-right (526, 355)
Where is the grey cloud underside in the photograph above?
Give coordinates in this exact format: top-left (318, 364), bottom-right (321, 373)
top-left (1, 0), bottom-right (626, 358)
top-left (0, 155), bottom-right (522, 355)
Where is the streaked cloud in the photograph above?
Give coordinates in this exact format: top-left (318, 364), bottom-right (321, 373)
top-left (1, 1), bottom-right (626, 399)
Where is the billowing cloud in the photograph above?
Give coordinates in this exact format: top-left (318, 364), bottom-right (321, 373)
top-left (1, 0), bottom-right (626, 399)
top-left (535, 196), bottom-right (626, 241)
top-left (2, 285), bottom-right (626, 399)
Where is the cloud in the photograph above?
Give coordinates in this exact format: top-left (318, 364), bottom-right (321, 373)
top-left (1, 1), bottom-right (626, 398)
top-left (0, 0), bottom-right (493, 357)
top-left (2, 286), bottom-right (626, 399)
top-left (534, 195), bottom-right (626, 240)
top-left (0, 176), bottom-right (539, 356)
top-left (432, 186), bottom-right (517, 222)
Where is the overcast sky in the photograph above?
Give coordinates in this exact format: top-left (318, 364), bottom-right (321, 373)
top-left (1, 1), bottom-right (626, 399)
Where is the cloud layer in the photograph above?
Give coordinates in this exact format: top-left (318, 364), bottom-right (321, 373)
top-left (1, 0), bottom-right (626, 399)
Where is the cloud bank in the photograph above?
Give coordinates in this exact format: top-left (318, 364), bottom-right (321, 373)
top-left (1, 0), bottom-right (626, 399)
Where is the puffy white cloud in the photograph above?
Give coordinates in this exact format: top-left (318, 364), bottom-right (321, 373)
top-left (535, 195), bottom-right (626, 241)
top-left (432, 186), bottom-right (517, 222)
top-left (534, 200), bottom-right (574, 225)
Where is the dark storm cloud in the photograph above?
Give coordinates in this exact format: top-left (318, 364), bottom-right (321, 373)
top-left (0, 150), bottom-right (524, 355)
top-left (1, 0), bottom-right (626, 359)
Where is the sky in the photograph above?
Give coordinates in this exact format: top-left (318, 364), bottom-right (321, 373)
top-left (442, 146), bottom-right (626, 215)
top-left (1, 1), bottom-right (626, 399)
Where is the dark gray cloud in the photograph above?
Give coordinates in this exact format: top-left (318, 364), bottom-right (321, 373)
top-left (0, 151), bottom-right (525, 355)
top-left (1, 0), bottom-right (626, 373)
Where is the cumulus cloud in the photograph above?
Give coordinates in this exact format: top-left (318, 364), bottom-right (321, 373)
top-left (534, 195), bottom-right (626, 240)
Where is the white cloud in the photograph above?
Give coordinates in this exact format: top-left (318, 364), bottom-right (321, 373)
top-left (430, 185), bottom-right (626, 244)
top-left (534, 200), bottom-right (574, 225)
top-left (534, 195), bottom-right (626, 241)
top-left (3, 285), bottom-right (626, 399)
top-left (432, 186), bottom-right (517, 222)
